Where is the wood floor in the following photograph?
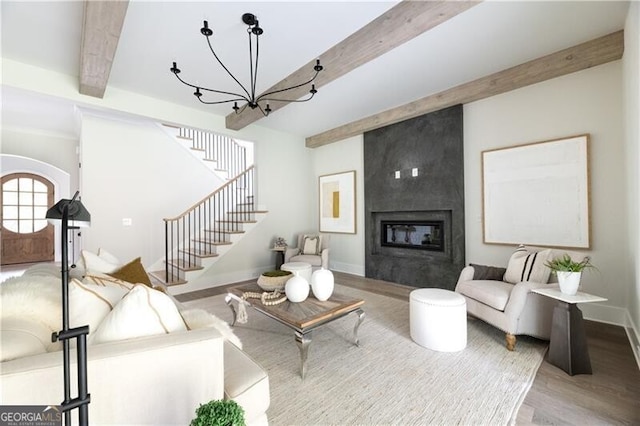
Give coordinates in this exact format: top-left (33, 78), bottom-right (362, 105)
top-left (177, 271), bottom-right (640, 425)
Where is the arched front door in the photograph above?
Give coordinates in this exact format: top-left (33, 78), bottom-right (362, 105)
top-left (1, 173), bottom-right (55, 265)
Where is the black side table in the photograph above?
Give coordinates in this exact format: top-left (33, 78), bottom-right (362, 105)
top-left (271, 247), bottom-right (286, 269)
top-left (532, 287), bottom-right (606, 376)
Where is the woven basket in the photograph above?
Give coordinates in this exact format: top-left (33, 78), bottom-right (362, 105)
top-left (257, 273), bottom-right (291, 292)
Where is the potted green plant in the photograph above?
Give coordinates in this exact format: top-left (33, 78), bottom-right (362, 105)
top-left (545, 254), bottom-right (595, 295)
top-left (190, 399), bottom-right (245, 426)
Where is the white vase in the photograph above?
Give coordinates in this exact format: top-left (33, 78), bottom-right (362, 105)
top-left (285, 275), bottom-right (309, 302)
top-left (557, 271), bottom-right (582, 295)
top-left (311, 268), bottom-right (334, 301)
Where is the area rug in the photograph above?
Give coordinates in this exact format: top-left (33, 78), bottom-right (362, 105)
top-left (184, 284), bottom-right (547, 425)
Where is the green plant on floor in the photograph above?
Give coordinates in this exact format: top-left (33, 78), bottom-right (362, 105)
top-left (261, 269), bottom-right (292, 277)
top-left (545, 254), bottom-right (595, 273)
top-left (190, 399), bottom-right (245, 426)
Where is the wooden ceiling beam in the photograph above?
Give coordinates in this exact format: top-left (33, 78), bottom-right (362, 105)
top-left (306, 30), bottom-right (624, 148)
top-left (225, 0), bottom-right (481, 131)
top-left (79, 0), bottom-right (129, 98)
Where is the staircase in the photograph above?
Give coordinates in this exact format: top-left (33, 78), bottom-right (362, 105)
top-left (161, 124), bottom-right (249, 181)
top-left (149, 126), bottom-right (265, 286)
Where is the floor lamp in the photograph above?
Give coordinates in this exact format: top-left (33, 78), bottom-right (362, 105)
top-left (46, 191), bottom-right (91, 426)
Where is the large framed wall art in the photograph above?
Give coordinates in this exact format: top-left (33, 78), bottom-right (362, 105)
top-left (319, 170), bottom-right (356, 234)
top-left (482, 134), bottom-right (590, 249)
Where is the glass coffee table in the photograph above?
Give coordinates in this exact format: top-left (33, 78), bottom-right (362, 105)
top-left (225, 283), bottom-right (365, 378)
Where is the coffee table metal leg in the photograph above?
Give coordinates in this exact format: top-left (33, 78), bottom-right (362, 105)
top-left (295, 331), bottom-right (312, 379)
top-left (353, 309), bottom-right (365, 346)
top-left (224, 295), bottom-right (237, 326)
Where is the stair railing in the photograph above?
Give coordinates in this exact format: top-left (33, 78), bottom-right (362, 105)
top-left (163, 166), bottom-right (255, 284)
top-left (178, 127), bottom-right (247, 179)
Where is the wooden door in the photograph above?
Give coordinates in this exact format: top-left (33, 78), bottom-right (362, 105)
top-left (1, 173), bottom-right (55, 265)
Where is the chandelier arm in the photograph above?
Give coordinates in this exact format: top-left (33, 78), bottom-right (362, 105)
top-left (256, 70), bottom-right (320, 102)
top-left (259, 90), bottom-right (317, 104)
top-left (255, 102), bottom-right (270, 117)
top-left (196, 96), bottom-right (248, 106)
top-left (205, 36), bottom-right (252, 100)
top-left (172, 72), bottom-right (250, 101)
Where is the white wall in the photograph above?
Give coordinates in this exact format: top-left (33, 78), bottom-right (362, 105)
top-left (464, 61), bottom-right (626, 324)
top-left (79, 110), bottom-right (226, 266)
top-left (312, 135), bottom-right (365, 275)
top-left (623, 2), bottom-right (640, 354)
top-left (1, 127), bottom-right (79, 191)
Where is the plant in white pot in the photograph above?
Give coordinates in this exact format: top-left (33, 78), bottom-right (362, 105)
top-left (545, 254), bottom-right (595, 295)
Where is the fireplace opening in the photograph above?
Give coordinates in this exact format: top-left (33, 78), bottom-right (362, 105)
top-left (381, 220), bottom-right (444, 252)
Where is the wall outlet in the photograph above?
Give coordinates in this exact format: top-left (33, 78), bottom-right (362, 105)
top-left (122, 218), bottom-right (132, 226)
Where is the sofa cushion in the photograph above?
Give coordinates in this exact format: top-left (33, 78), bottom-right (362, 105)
top-left (91, 285), bottom-right (187, 345)
top-left (289, 254), bottom-right (322, 266)
top-left (504, 246), bottom-right (552, 284)
top-left (0, 317), bottom-right (50, 361)
top-left (223, 341), bottom-right (270, 422)
top-left (456, 279), bottom-right (514, 311)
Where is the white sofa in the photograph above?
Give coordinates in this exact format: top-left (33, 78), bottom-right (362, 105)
top-left (0, 261), bottom-right (270, 425)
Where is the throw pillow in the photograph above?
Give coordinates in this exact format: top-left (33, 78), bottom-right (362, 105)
top-left (69, 278), bottom-right (130, 331)
top-left (302, 235), bottom-right (322, 255)
top-left (503, 245), bottom-right (553, 284)
top-left (108, 257), bottom-right (152, 287)
top-left (82, 273), bottom-right (136, 290)
top-left (91, 285), bottom-right (187, 345)
top-left (81, 249), bottom-right (121, 274)
top-left (470, 264), bottom-right (507, 281)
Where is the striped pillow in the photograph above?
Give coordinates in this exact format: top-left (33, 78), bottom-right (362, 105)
top-left (504, 246), bottom-right (553, 284)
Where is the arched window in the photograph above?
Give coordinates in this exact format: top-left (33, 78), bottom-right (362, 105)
top-left (2, 174), bottom-right (51, 233)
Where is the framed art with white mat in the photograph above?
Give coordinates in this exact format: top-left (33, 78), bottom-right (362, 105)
top-left (319, 170), bottom-right (356, 234)
top-left (482, 134), bottom-right (590, 249)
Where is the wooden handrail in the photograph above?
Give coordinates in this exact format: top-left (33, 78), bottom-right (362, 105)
top-left (163, 165), bottom-right (256, 222)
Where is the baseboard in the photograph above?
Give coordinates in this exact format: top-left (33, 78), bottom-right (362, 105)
top-left (170, 265), bottom-right (267, 295)
top-left (624, 311), bottom-right (640, 370)
top-left (330, 261), bottom-right (365, 276)
top-left (580, 303), bottom-right (640, 370)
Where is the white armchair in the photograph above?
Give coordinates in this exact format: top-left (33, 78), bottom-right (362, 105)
top-left (454, 246), bottom-right (557, 351)
top-left (284, 234), bottom-right (330, 270)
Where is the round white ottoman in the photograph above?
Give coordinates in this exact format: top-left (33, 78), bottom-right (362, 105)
top-left (281, 261), bottom-right (312, 283)
top-left (410, 288), bottom-right (467, 352)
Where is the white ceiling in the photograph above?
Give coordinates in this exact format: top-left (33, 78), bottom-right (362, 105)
top-left (1, 1), bottom-right (630, 139)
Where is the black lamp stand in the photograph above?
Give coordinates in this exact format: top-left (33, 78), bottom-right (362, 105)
top-left (47, 191), bottom-right (91, 426)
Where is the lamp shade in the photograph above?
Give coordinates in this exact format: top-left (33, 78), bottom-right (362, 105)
top-left (46, 192), bottom-right (91, 227)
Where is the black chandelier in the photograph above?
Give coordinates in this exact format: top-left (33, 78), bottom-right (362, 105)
top-left (170, 13), bottom-right (323, 117)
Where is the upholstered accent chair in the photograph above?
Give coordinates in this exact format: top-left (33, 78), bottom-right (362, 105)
top-left (454, 246), bottom-right (557, 351)
top-left (284, 234), bottom-right (330, 270)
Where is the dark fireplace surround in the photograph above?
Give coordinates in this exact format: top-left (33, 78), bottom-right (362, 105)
top-left (364, 105), bottom-right (465, 289)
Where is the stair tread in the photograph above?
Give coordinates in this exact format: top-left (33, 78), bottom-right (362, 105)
top-left (217, 220), bottom-right (258, 224)
top-left (206, 229), bottom-right (245, 234)
top-left (192, 239), bottom-right (233, 245)
top-left (167, 260), bottom-right (204, 271)
top-left (180, 249), bottom-right (220, 258)
top-left (228, 210), bottom-right (268, 214)
top-left (148, 270), bottom-right (188, 286)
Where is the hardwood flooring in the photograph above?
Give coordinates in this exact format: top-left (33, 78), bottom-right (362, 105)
top-left (177, 271), bottom-right (640, 425)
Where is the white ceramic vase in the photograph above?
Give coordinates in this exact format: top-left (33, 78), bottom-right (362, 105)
top-left (311, 268), bottom-right (334, 301)
top-left (557, 271), bottom-right (581, 295)
top-left (285, 275), bottom-right (309, 302)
